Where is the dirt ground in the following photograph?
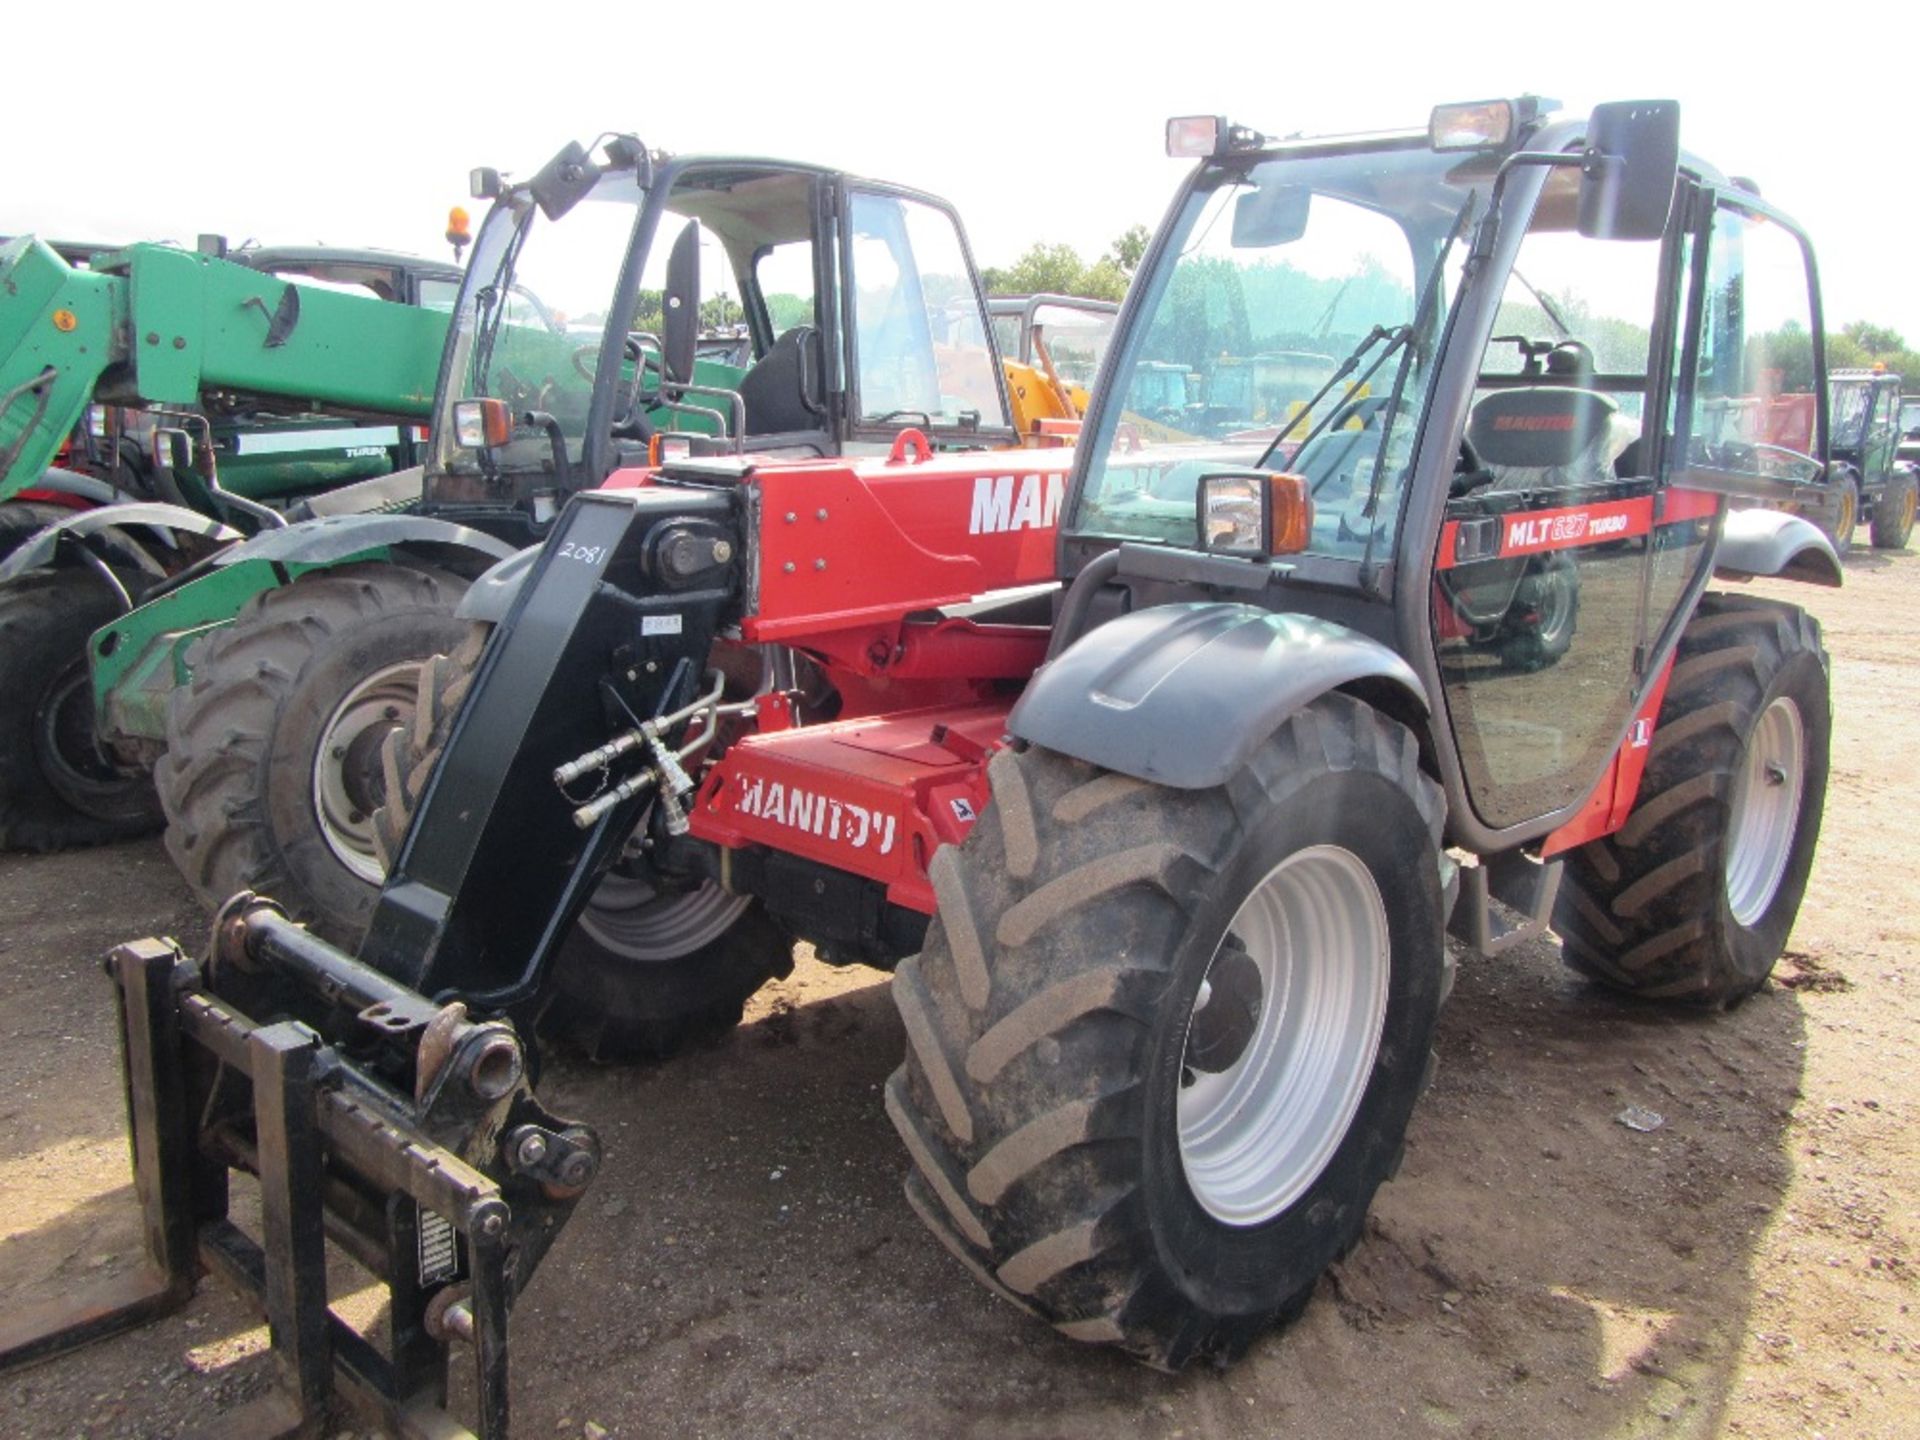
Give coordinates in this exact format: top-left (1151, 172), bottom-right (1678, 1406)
top-left (1, 551), bottom-right (1915, 1440)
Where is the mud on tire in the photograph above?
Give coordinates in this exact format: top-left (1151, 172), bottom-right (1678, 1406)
top-left (887, 693), bottom-right (1447, 1368)
top-left (1554, 592), bottom-right (1830, 1006)
top-left (374, 626), bottom-right (792, 1063)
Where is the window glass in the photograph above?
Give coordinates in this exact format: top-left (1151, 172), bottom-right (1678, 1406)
top-left (416, 277), bottom-right (462, 312)
top-left (1029, 301), bottom-right (1116, 390)
top-left (1069, 143), bottom-right (1475, 561)
top-left (755, 240), bottom-right (816, 338)
top-left (849, 191), bottom-right (1007, 428)
top-left (1435, 205), bottom-right (1665, 828)
top-left (1681, 205), bottom-right (1822, 485)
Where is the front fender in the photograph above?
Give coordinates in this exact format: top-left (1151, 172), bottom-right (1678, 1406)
top-left (1713, 507), bottom-right (1842, 587)
top-left (209, 512), bottom-right (516, 572)
top-left (0, 502), bottom-right (241, 582)
top-left (455, 545), bottom-right (540, 624)
top-left (1007, 602), bottom-right (1428, 789)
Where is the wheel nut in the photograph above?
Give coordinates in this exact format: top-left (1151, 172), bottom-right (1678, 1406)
top-left (516, 1132), bottom-right (549, 1167)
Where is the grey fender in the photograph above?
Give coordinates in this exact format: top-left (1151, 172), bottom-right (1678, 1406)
top-left (30, 466), bottom-right (123, 505)
top-left (208, 512), bottom-right (517, 575)
top-left (0, 502), bottom-right (241, 582)
top-left (454, 545), bottom-right (540, 624)
top-left (1713, 507), bottom-right (1842, 588)
top-left (1007, 602), bottom-right (1429, 790)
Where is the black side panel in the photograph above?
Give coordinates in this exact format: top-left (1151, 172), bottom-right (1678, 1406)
top-left (358, 487), bottom-right (740, 1003)
top-left (1007, 602), bottom-right (1428, 790)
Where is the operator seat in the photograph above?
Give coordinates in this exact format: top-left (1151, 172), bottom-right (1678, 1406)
top-left (1467, 383), bottom-right (1624, 490)
top-left (738, 325), bottom-right (823, 436)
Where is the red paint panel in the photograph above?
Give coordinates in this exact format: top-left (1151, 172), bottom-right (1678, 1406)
top-left (1541, 658), bottom-right (1675, 857)
top-left (12, 489), bottom-right (96, 511)
top-left (747, 451), bottom-right (1072, 641)
top-left (1660, 486), bottom-right (1721, 523)
top-left (689, 702), bottom-right (1009, 912)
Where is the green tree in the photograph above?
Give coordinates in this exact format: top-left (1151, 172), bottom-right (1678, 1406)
top-left (1110, 224), bottom-right (1151, 275)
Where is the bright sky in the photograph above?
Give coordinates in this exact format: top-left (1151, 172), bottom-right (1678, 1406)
top-left (10, 1), bottom-right (1913, 340)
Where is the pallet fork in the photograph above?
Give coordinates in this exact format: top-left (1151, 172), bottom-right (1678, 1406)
top-left (0, 896), bottom-right (599, 1438)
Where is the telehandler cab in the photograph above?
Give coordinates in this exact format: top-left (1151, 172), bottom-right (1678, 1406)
top-left (6, 98), bottom-right (1844, 1436)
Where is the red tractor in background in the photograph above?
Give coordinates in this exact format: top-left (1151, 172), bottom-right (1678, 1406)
top-left (9, 99), bottom-right (1845, 1438)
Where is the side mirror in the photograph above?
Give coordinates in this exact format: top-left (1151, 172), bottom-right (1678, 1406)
top-left (662, 221), bottom-right (701, 386)
top-left (1577, 100), bottom-right (1680, 241)
top-left (1232, 184), bottom-right (1311, 248)
top-left (1196, 471), bottom-right (1313, 558)
top-left (528, 140), bottom-right (601, 222)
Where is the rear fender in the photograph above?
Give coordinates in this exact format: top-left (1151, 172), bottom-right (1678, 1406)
top-left (1007, 602), bottom-right (1429, 789)
top-left (207, 512), bottom-right (516, 578)
top-left (0, 501), bottom-right (241, 582)
top-left (1713, 508), bottom-right (1842, 587)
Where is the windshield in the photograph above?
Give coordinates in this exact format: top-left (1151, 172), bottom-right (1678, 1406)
top-left (1070, 141), bottom-right (1476, 561)
top-left (430, 170), bottom-right (645, 478)
top-left (1030, 301), bottom-right (1117, 389)
top-left (1829, 381), bottom-right (1873, 449)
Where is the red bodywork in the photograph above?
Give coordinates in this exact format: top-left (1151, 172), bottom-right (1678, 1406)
top-left (602, 442), bottom-right (1071, 912)
top-left (600, 448), bottom-right (1720, 914)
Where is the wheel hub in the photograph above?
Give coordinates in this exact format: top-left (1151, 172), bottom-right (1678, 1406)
top-left (577, 867), bottom-right (753, 962)
top-left (1177, 844), bottom-right (1391, 1227)
top-left (1724, 695), bottom-right (1806, 927)
top-left (312, 662), bottom-right (421, 885)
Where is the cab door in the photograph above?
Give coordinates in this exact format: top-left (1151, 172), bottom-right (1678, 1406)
top-left (835, 182), bottom-right (1014, 452)
top-left (1433, 177), bottom-right (1682, 831)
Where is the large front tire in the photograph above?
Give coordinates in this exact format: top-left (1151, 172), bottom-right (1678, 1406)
top-left (888, 695), bottom-right (1446, 1367)
top-left (0, 568), bottom-right (164, 850)
top-left (373, 627), bottom-right (792, 1063)
top-left (1554, 593), bottom-right (1830, 1006)
top-left (158, 562), bottom-right (470, 940)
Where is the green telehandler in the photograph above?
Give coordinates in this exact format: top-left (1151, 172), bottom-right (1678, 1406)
top-left (0, 233), bottom-right (466, 847)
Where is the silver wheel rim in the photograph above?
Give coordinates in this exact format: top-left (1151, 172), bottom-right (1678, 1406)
top-left (313, 661), bottom-right (420, 885)
top-left (1178, 844), bottom-right (1391, 1227)
top-left (578, 870), bottom-right (751, 961)
top-left (1537, 567), bottom-right (1576, 646)
top-left (1724, 695), bottom-right (1806, 927)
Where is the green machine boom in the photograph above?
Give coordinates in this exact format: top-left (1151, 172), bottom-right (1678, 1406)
top-left (0, 235), bottom-right (449, 502)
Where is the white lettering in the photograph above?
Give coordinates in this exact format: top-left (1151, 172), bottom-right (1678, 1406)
top-left (970, 476), bottom-right (1014, 534)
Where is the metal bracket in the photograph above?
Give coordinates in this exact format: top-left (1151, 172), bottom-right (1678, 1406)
top-left (0, 907), bottom-right (600, 1439)
top-left (1448, 850), bottom-right (1564, 959)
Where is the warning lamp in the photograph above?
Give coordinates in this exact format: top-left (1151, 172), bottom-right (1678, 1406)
top-left (452, 398), bottom-right (512, 450)
top-left (1197, 471), bottom-right (1313, 559)
top-left (446, 206), bottom-right (472, 264)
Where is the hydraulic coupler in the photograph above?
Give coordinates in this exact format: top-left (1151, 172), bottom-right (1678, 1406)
top-left (0, 894), bottom-right (599, 1439)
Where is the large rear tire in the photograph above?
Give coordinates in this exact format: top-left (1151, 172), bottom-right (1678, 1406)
top-left (158, 562), bottom-right (470, 941)
top-left (1554, 593), bottom-right (1830, 1006)
top-left (887, 694), bottom-right (1446, 1367)
top-left (0, 501), bottom-right (80, 563)
top-left (0, 568), bottom-right (164, 851)
top-left (373, 626), bottom-right (792, 1063)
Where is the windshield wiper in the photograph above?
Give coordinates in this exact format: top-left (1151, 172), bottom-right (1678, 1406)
top-left (1253, 324), bottom-right (1408, 471)
top-left (471, 217), bottom-right (531, 397)
top-left (1511, 268), bottom-right (1573, 339)
top-left (1355, 192), bottom-right (1479, 586)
